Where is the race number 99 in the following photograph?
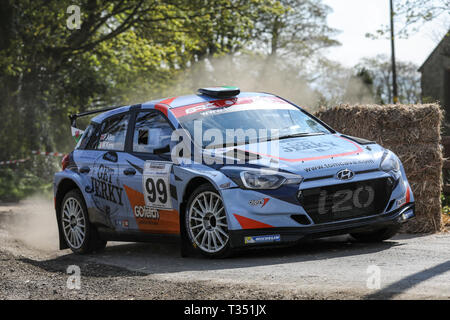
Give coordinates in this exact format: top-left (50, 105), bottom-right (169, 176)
top-left (143, 161), bottom-right (172, 209)
top-left (145, 177), bottom-right (167, 205)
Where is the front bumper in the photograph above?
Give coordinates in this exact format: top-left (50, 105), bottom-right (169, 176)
top-left (228, 202), bottom-right (415, 248)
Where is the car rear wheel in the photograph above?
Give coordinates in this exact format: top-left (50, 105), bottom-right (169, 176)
top-left (185, 184), bottom-right (232, 258)
top-left (350, 225), bottom-right (400, 242)
top-left (60, 189), bottom-right (107, 254)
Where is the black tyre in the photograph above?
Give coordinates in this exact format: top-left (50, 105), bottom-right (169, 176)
top-left (185, 184), bottom-right (232, 258)
top-left (60, 189), bottom-right (107, 254)
top-left (350, 225), bottom-right (400, 243)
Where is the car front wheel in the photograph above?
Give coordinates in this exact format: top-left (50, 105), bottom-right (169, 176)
top-left (185, 184), bottom-right (232, 258)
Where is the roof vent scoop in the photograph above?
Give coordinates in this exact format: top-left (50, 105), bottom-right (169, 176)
top-left (198, 86), bottom-right (240, 98)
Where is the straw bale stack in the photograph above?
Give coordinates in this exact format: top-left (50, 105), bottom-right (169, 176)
top-left (315, 104), bottom-right (443, 233)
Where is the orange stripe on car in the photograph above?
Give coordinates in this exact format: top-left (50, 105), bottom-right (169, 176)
top-left (233, 214), bottom-right (274, 229)
top-left (123, 185), bottom-right (180, 234)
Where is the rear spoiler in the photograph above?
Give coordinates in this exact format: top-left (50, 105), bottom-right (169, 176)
top-left (69, 106), bottom-right (122, 128)
top-left (69, 106), bottom-right (122, 142)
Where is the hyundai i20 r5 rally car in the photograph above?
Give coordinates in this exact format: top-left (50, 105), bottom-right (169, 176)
top-left (54, 86), bottom-right (415, 258)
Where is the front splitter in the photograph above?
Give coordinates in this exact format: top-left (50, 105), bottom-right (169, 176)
top-left (228, 203), bottom-right (415, 248)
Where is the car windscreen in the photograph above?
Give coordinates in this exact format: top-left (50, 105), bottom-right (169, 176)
top-left (176, 96), bottom-right (330, 149)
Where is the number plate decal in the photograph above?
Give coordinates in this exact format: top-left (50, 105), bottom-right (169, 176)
top-left (143, 161), bottom-right (173, 209)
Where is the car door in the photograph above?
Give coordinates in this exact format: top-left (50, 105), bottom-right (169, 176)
top-left (121, 110), bottom-right (180, 234)
top-left (82, 112), bottom-right (131, 230)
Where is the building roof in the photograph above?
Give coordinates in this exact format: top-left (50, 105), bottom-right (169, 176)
top-left (419, 30), bottom-right (450, 72)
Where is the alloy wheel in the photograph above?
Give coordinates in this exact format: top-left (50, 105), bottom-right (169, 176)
top-left (187, 191), bottom-right (229, 253)
top-left (61, 197), bottom-right (86, 249)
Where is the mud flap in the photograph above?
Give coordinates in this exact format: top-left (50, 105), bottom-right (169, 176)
top-left (179, 207), bottom-right (194, 258)
top-left (56, 211), bottom-right (69, 250)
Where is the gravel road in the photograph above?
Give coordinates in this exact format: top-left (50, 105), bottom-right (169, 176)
top-left (0, 200), bottom-right (449, 300)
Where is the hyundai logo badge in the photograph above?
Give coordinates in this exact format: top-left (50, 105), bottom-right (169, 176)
top-left (336, 169), bottom-right (355, 180)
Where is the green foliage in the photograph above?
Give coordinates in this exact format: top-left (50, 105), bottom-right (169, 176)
top-left (252, 0), bottom-right (340, 57)
top-left (367, 0), bottom-right (449, 39)
top-left (0, 0), bottom-right (338, 201)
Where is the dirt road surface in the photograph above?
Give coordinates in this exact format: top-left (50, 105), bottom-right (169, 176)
top-left (0, 199), bottom-right (449, 300)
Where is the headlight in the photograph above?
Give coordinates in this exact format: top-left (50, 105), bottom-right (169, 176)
top-left (240, 171), bottom-right (286, 189)
top-left (221, 167), bottom-right (303, 190)
top-left (380, 150), bottom-right (400, 172)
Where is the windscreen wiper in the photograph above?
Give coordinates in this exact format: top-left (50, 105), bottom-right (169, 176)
top-left (276, 132), bottom-right (325, 140)
top-left (203, 132), bottom-right (326, 149)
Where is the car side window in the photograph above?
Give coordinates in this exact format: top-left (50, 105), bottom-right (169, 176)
top-left (83, 123), bottom-right (102, 150)
top-left (96, 113), bottom-right (130, 151)
top-left (76, 124), bottom-right (95, 150)
top-left (133, 111), bottom-right (173, 153)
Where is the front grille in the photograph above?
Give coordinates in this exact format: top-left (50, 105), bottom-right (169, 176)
top-left (298, 178), bottom-right (394, 224)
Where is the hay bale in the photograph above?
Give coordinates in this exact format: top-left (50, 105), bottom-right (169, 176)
top-left (315, 104), bottom-right (444, 233)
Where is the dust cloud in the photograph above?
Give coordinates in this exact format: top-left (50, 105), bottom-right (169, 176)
top-left (157, 53), bottom-right (376, 111)
top-left (167, 54), bottom-right (322, 110)
top-left (0, 195), bottom-right (59, 251)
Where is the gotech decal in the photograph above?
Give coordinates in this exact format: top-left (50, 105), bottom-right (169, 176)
top-left (124, 185), bottom-right (179, 234)
top-left (249, 198), bottom-right (270, 208)
top-left (134, 205), bottom-right (160, 225)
